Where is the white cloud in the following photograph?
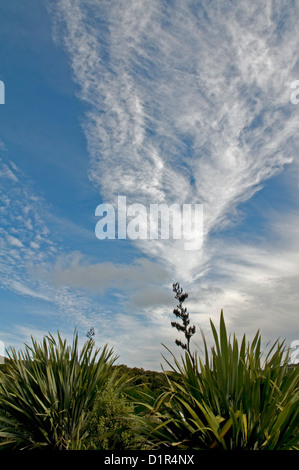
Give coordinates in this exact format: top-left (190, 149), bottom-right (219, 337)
top-left (50, 1), bottom-right (299, 263)
top-left (1, 1), bottom-right (297, 368)
top-left (6, 234), bottom-right (24, 248)
top-left (9, 280), bottom-right (52, 302)
top-left (0, 158), bottom-right (102, 331)
top-left (45, 1), bottom-right (299, 353)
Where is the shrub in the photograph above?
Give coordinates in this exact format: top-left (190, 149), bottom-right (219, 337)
top-left (85, 374), bottom-right (140, 450)
top-left (138, 287), bottom-right (299, 450)
top-left (0, 331), bottom-right (116, 450)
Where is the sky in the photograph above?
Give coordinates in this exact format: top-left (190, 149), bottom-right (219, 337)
top-left (0, 0), bottom-right (299, 370)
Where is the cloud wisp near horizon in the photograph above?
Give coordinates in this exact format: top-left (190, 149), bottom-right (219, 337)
top-left (1, 0), bottom-right (299, 369)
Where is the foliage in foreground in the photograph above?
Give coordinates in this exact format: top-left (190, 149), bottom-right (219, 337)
top-left (0, 283), bottom-right (298, 451)
top-left (0, 332), bottom-right (116, 449)
top-left (85, 376), bottom-right (140, 450)
top-left (137, 286), bottom-right (299, 450)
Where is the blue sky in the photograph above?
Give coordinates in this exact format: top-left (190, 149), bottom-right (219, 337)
top-left (1, 0), bottom-right (299, 369)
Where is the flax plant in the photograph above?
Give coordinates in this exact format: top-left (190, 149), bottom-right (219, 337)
top-left (139, 288), bottom-right (299, 450)
top-left (0, 331), bottom-right (116, 450)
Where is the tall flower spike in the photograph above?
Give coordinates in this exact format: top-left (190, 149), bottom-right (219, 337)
top-left (171, 282), bottom-right (196, 368)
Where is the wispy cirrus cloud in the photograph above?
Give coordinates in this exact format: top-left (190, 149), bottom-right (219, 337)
top-left (49, 1), bottom-right (299, 268)
top-left (0, 156), bottom-right (102, 328)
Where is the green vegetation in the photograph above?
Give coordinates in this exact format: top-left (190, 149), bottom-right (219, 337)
top-left (139, 311), bottom-right (299, 449)
top-left (85, 376), bottom-right (139, 450)
top-left (0, 331), bottom-right (116, 449)
top-left (0, 283), bottom-right (298, 450)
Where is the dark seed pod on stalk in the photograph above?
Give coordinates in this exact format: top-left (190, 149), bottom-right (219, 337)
top-left (171, 282), bottom-right (196, 367)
